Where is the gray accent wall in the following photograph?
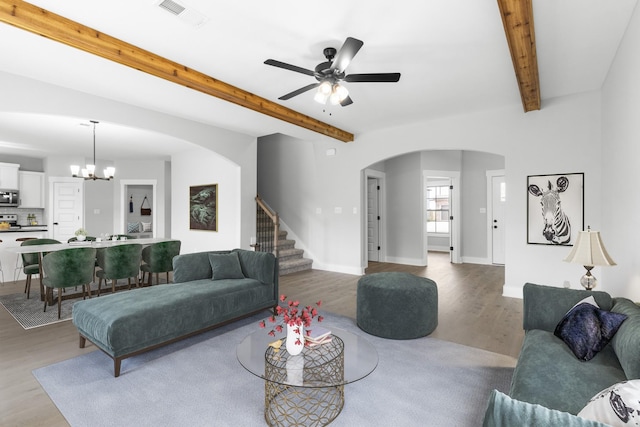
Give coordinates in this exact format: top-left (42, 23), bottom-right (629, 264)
top-left (461, 151), bottom-right (505, 259)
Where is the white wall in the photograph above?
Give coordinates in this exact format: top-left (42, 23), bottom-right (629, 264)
top-left (601, 2), bottom-right (640, 299)
top-left (172, 145), bottom-right (247, 254)
top-left (258, 91), bottom-right (603, 297)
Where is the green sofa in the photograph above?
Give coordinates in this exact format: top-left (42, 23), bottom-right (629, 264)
top-left (73, 249), bottom-right (278, 377)
top-left (484, 283), bottom-right (640, 426)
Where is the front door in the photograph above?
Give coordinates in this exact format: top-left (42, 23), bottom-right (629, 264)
top-left (51, 180), bottom-right (83, 242)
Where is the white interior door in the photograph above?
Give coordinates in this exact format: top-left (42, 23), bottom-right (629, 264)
top-left (491, 175), bottom-right (506, 265)
top-left (367, 178), bottom-right (380, 262)
top-left (51, 180), bottom-right (83, 242)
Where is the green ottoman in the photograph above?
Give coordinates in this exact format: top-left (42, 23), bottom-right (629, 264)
top-left (357, 272), bottom-right (438, 339)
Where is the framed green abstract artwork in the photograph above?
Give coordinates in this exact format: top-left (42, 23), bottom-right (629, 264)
top-left (190, 184), bottom-right (218, 231)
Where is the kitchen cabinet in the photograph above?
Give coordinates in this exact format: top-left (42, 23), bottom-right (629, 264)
top-left (0, 162), bottom-right (20, 189)
top-left (18, 171), bottom-right (45, 208)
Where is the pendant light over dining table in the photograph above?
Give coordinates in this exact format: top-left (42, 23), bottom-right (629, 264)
top-left (70, 120), bottom-right (115, 181)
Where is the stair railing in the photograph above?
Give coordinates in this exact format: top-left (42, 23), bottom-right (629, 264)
top-left (255, 195), bottom-right (279, 258)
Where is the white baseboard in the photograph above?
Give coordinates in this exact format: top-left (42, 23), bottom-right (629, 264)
top-left (461, 256), bottom-right (492, 265)
top-left (384, 256), bottom-right (426, 266)
top-left (312, 262), bottom-right (362, 276)
top-left (502, 284), bottom-right (523, 299)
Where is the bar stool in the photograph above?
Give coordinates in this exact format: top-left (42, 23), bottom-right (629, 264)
top-left (13, 237), bottom-right (37, 283)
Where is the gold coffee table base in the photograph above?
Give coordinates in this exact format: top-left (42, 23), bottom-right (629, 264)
top-left (264, 336), bottom-right (345, 427)
top-left (265, 382), bottom-right (344, 427)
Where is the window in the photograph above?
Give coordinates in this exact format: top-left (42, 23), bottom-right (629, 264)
top-left (426, 185), bottom-right (450, 234)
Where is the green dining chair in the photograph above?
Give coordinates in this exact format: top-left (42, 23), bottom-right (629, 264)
top-left (21, 238), bottom-right (61, 299)
top-left (42, 247), bottom-right (97, 319)
top-left (96, 244), bottom-right (143, 295)
top-left (140, 240), bottom-right (181, 286)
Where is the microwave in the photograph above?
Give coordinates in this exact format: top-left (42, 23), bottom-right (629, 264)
top-left (0, 190), bottom-right (19, 207)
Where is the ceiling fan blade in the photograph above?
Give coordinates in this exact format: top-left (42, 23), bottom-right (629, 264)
top-left (345, 73), bottom-right (401, 83)
top-left (330, 37), bottom-right (364, 73)
top-left (340, 96), bottom-right (354, 107)
top-left (278, 83), bottom-right (320, 100)
top-left (264, 59), bottom-right (315, 77)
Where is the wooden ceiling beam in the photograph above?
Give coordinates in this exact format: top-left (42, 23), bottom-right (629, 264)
top-left (497, 0), bottom-right (541, 112)
top-left (0, 0), bottom-right (354, 142)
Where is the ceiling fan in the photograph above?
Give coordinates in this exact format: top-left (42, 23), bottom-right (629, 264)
top-left (265, 37), bottom-right (401, 107)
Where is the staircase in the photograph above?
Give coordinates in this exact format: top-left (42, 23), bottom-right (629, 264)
top-left (255, 197), bottom-right (313, 276)
top-left (272, 229), bottom-right (313, 275)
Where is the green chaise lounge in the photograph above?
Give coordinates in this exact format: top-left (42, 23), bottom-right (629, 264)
top-left (72, 248), bottom-right (278, 377)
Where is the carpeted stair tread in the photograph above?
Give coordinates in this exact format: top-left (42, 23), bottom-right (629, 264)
top-left (279, 257), bottom-right (313, 275)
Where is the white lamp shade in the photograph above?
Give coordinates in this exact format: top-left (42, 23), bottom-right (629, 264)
top-left (563, 229), bottom-right (616, 267)
top-left (70, 165), bottom-right (80, 176)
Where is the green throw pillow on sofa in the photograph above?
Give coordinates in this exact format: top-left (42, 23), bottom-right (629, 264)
top-left (208, 252), bottom-right (245, 280)
top-left (483, 390), bottom-right (608, 427)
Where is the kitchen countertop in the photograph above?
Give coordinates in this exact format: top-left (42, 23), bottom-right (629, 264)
top-left (0, 226), bottom-right (48, 232)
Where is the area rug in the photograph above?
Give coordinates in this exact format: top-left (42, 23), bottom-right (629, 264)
top-left (0, 291), bottom-right (75, 329)
top-left (1, 282), bottom-right (150, 329)
top-left (33, 313), bottom-right (515, 427)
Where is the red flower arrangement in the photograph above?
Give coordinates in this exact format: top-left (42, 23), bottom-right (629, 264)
top-left (259, 294), bottom-right (324, 338)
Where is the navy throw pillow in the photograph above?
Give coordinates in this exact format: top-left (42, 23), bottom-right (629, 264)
top-left (554, 302), bottom-right (627, 361)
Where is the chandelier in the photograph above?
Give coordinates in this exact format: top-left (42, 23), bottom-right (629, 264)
top-left (70, 120), bottom-right (115, 181)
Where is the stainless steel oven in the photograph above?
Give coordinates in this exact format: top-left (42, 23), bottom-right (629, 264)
top-left (0, 190), bottom-right (19, 207)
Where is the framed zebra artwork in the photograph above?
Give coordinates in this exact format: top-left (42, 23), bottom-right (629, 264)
top-left (527, 173), bottom-right (584, 246)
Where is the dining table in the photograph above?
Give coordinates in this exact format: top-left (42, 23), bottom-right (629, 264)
top-left (5, 237), bottom-right (173, 303)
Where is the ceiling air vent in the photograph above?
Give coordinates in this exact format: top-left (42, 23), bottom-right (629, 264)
top-left (156, 0), bottom-right (208, 27)
top-left (158, 0), bottom-right (185, 15)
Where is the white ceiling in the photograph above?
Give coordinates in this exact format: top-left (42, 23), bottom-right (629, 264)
top-left (0, 0), bottom-right (637, 160)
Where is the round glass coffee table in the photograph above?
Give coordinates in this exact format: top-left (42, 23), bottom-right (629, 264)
top-left (237, 327), bottom-right (378, 427)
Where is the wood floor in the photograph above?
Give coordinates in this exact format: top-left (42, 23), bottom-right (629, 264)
top-left (0, 252), bottom-right (524, 426)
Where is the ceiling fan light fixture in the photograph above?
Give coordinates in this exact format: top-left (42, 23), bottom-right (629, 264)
top-left (330, 84), bottom-right (349, 105)
top-left (314, 81), bottom-right (332, 104)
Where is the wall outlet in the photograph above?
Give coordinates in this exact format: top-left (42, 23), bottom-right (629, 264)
top-left (93, 209), bottom-right (100, 215)
top-left (334, 207), bottom-right (342, 214)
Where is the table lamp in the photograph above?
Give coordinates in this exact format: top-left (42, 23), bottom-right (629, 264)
top-left (563, 226), bottom-right (616, 290)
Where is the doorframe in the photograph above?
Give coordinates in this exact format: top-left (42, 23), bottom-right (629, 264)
top-left (120, 179), bottom-right (158, 237)
top-left (423, 170), bottom-right (461, 264)
top-left (486, 169), bottom-right (505, 265)
top-left (363, 169), bottom-right (386, 266)
top-left (48, 176), bottom-right (84, 239)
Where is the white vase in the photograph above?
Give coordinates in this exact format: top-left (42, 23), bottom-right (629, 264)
top-left (286, 323), bottom-right (305, 356)
top-left (76, 235), bottom-right (86, 241)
